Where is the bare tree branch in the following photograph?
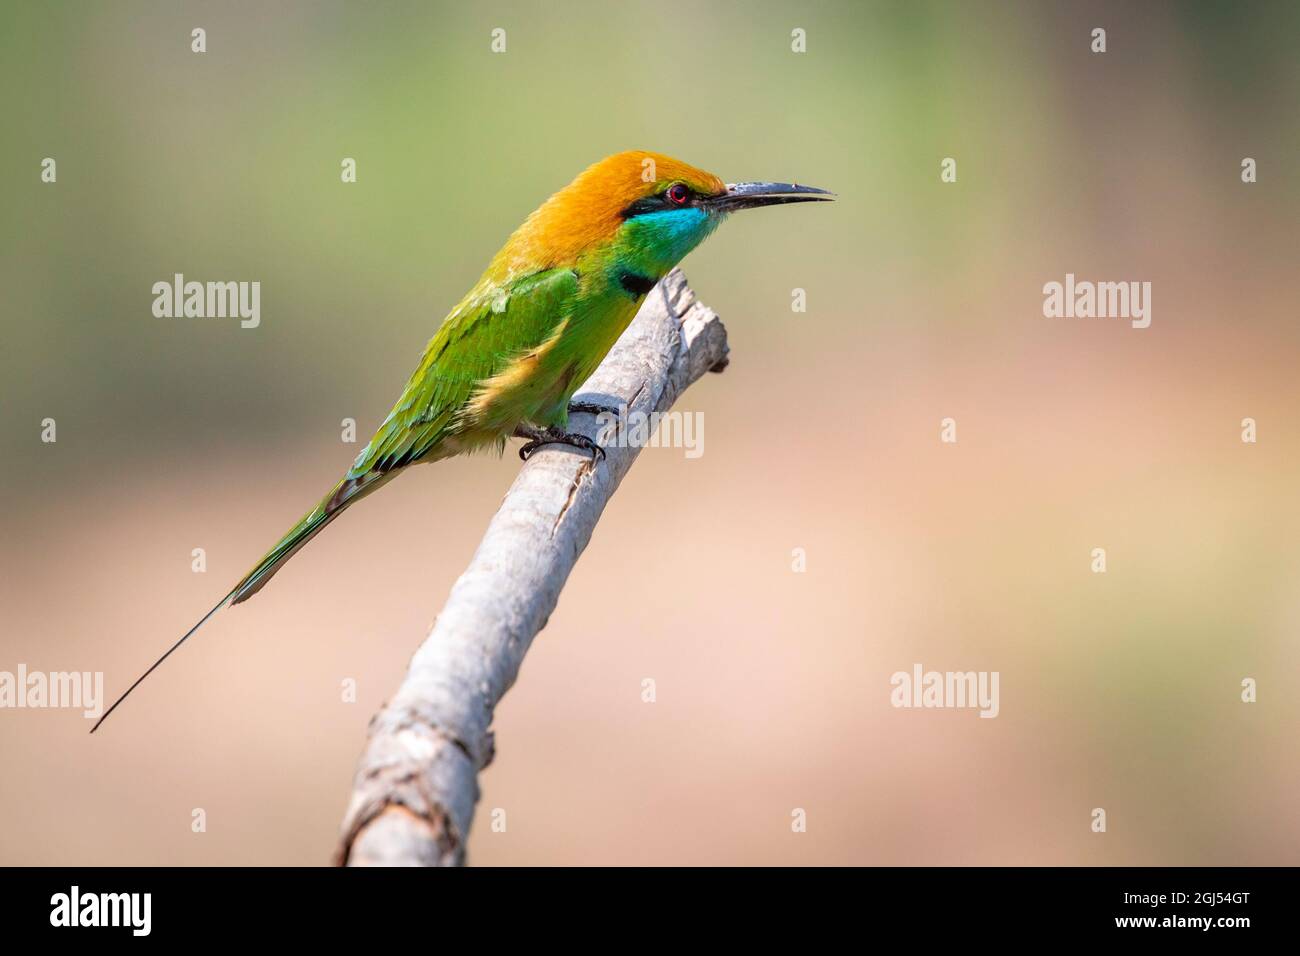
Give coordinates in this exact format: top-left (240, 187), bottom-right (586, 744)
top-left (336, 268), bottom-right (729, 866)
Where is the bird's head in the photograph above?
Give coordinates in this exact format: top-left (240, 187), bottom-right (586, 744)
top-left (499, 150), bottom-right (833, 285)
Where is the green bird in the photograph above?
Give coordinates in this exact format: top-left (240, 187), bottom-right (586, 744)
top-left (92, 150), bottom-right (832, 732)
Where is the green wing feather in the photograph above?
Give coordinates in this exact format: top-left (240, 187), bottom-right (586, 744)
top-left (345, 268), bottom-right (578, 473)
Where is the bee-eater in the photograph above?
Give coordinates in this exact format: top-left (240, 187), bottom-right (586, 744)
top-left (92, 150), bottom-right (832, 732)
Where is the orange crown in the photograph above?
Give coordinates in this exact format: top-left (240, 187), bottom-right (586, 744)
top-left (494, 151), bottom-right (726, 274)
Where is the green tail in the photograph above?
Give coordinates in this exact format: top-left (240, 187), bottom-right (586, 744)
top-left (229, 472), bottom-right (389, 604)
top-left (91, 472), bottom-right (391, 733)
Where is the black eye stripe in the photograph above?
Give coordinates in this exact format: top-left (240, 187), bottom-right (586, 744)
top-left (619, 184), bottom-right (695, 220)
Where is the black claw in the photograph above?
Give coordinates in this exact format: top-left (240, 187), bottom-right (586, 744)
top-left (517, 427), bottom-right (604, 465)
top-left (564, 431), bottom-right (605, 464)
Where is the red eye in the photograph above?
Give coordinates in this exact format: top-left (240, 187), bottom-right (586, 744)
top-left (666, 183), bottom-right (690, 205)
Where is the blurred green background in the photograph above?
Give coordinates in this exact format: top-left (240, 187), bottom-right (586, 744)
top-left (2, 0), bottom-right (1298, 864)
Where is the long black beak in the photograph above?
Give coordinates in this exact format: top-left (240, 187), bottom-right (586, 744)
top-left (709, 181), bottom-right (835, 212)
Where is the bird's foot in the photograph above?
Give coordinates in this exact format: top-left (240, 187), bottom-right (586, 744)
top-left (514, 424), bottom-right (606, 464)
top-left (567, 399), bottom-right (620, 418)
